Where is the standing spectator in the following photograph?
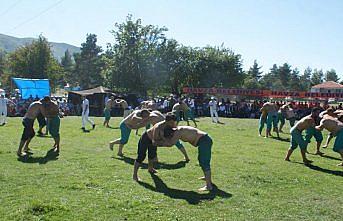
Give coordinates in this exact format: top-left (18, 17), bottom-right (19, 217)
top-left (0, 94), bottom-right (15, 125)
top-left (209, 97), bottom-right (220, 123)
top-left (81, 96), bottom-right (95, 132)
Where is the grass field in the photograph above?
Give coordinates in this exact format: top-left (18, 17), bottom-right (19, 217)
top-left (0, 117), bottom-right (342, 221)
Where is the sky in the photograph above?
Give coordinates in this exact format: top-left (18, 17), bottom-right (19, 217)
top-left (1, 0), bottom-right (342, 78)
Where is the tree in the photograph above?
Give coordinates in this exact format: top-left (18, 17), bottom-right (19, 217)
top-left (0, 50), bottom-right (5, 76)
top-left (278, 63), bottom-right (292, 89)
top-left (248, 60), bottom-right (263, 81)
top-left (299, 67), bottom-right (312, 91)
top-left (0, 50), bottom-right (8, 87)
top-left (7, 35), bottom-right (63, 91)
top-left (60, 50), bottom-right (75, 85)
top-left (311, 69), bottom-right (324, 86)
top-left (74, 34), bottom-right (103, 89)
top-left (8, 35), bottom-right (51, 79)
top-left (260, 64), bottom-right (280, 90)
top-left (243, 60), bottom-right (263, 89)
top-left (325, 69), bottom-right (339, 82)
top-left (289, 68), bottom-right (301, 91)
top-left (109, 15), bottom-right (168, 95)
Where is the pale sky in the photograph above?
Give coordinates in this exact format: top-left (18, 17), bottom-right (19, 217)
top-left (1, 0), bottom-right (342, 78)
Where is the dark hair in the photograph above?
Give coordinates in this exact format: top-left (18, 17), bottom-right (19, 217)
top-left (311, 107), bottom-right (321, 113)
top-left (165, 112), bottom-right (177, 121)
top-left (42, 96), bottom-right (51, 102)
top-left (326, 108), bottom-right (334, 113)
top-left (164, 125), bottom-right (175, 138)
top-left (140, 109), bottom-right (150, 116)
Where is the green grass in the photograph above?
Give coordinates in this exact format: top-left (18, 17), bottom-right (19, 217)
top-left (0, 117), bottom-right (342, 221)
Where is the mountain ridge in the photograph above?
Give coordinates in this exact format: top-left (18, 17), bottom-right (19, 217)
top-left (0, 33), bottom-right (80, 60)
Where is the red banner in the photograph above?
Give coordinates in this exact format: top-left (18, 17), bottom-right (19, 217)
top-left (182, 87), bottom-right (343, 99)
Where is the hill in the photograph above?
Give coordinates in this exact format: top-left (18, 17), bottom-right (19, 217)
top-left (0, 33), bottom-right (80, 60)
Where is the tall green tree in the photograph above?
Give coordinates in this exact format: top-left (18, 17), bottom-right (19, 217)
top-left (7, 35), bottom-right (63, 90)
top-left (243, 60), bottom-right (263, 89)
top-left (260, 64), bottom-right (280, 90)
top-left (311, 69), bottom-right (324, 86)
top-left (325, 69), bottom-right (339, 82)
top-left (74, 34), bottom-right (103, 89)
top-left (248, 60), bottom-right (263, 81)
top-left (278, 63), bottom-right (292, 89)
top-left (0, 50), bottom-right (8, 87)
top-left (109, 15), bottom-right (168, 95)
top-left (299, 67), bottom-right (312, 91)
top-left (0, 50), bottom-right (5, 76)
top-left (60, 49), bottom-right (74, 85)
top-left (289, 68), bottom-right (301, 91)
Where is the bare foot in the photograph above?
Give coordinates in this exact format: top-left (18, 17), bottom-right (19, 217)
top-left (337, 162), bottom-right (343, 166)
top-left (303, 159), bottom-right (313, 165)
top-left (53, 147), bottom-right (60, 153)
top-left (198, 185), bottom-right (213, 192)
top-left (108, 143), bottom-right (114, 151)
top-left (184, 158), bottom-right (190, 162)
top-left (315, 151), bottom-right (324, 156)
top-left (198, 176), bottom-right (206, 181)
top-left (133, 176), bottom-right (141, 182)
top-left (322, 145), bottom-right (328, 149)
top-left (148, 168), bottom-right (158, 174)
top-left (17, 151), bottom-right (26, 157)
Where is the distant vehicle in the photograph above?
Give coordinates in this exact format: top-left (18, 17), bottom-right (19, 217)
top-left (328, 98), bottom-right (336, 104)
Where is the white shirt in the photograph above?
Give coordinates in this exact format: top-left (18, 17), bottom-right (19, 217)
top-left (0, 98), bottom-right (9, 108)
top-left (189, 99), bottom-right (195, 108)
top-left (82, 99), bottom-right (89, 112)
top-left (209, 100), bottom-right (217, 111)
top-left (163, 100), bottom-right (169, 108)
top-left (104, 96), bottom-right (109, 104)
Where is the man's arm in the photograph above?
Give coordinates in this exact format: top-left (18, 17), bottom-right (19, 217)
top-left (131, 113), bottom-right (143, 121)
top-left (315, 119), bottom-right (324, 131)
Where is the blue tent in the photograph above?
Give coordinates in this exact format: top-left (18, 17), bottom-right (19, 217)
top-left (12, 78), bottom-right (50, 99)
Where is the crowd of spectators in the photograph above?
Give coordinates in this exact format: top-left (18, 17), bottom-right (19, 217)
top-left (133, 95), bottom-right (343, 120)
top-left (3, 92), bottom-right (343, 120)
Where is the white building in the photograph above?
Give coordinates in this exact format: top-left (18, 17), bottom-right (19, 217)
top-left (311, 81), bottom-right (343, 93)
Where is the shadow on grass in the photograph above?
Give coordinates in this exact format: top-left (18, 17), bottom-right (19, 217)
top-left (17, 149), bottom-right (59, 164)
top-left (36, 135), bottom-right (52, 138)
top-left (107, 126), bottom-right (119, 129)
top-left (320, 154), bottom-right (342, 161)
top-left (305, 164), bottom-right (343, 177)
top-left (270, 136), bottom-right (290, 142)
top-left (138, 173), bottom-right (232, 205)
top-left (114, 156), bottom-right (187, 170)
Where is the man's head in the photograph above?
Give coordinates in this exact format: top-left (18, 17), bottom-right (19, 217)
top-left (311, 107), bottom-right (321, 117)
top-left (110, 96), bottom-right (114, 100)
top-left (82, 96), bottom-right (86, 100)
top-left (165, 112), bottom-right (177, 127)
top-left (326, 108), bottom-right (335, 116)
top-left (140, 109), bottom-right (150, 118)
top-left (41, 96), bottom-right (51, 104)
top-left (164, 125), bottom-right (176, 138)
